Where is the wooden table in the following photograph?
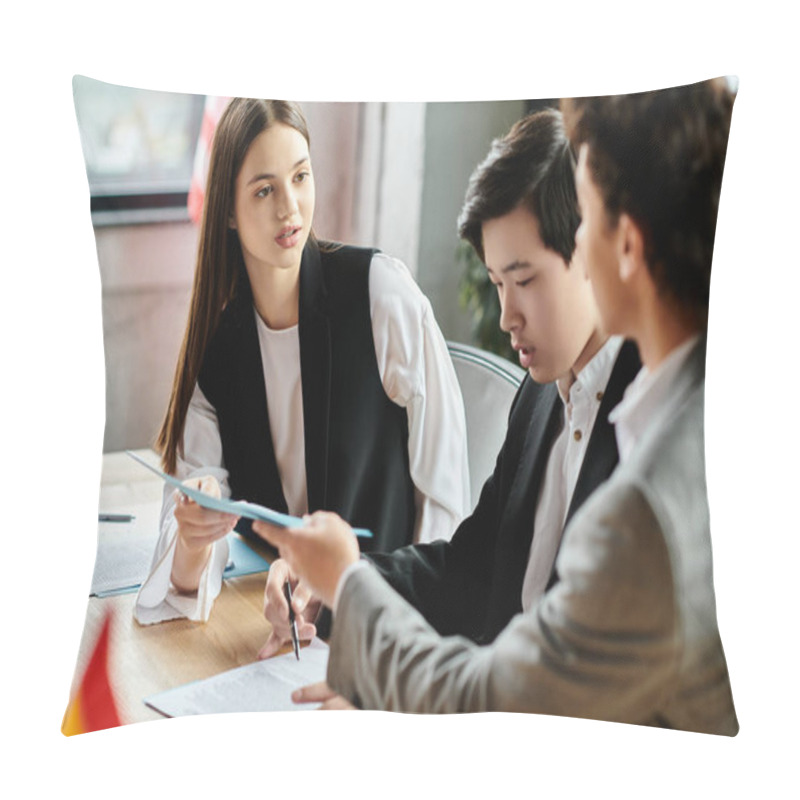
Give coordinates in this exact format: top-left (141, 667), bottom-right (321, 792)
top-left (68, 450), bottom-right (279, 725)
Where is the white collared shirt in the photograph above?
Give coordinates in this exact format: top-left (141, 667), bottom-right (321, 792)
top-left (135, 252), bottom-right (471, 625)
top-left (520, 336), bottom-right (624, 610)
top-left (609, 335), bottom-right (700, 465)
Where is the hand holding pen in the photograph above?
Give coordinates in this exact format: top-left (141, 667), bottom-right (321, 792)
top-left (258, 560), bottom-right (321, 660)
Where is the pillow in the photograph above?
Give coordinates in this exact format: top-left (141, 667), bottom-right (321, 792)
top-left (64, 77), bottom-right (738, 741)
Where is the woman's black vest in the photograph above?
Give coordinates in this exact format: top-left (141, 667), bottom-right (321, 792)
top-left (197, 240), bottom-right (415, 555)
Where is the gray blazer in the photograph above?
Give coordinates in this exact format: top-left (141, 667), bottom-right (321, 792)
top-left (327, 339), bottom-right (738, 735)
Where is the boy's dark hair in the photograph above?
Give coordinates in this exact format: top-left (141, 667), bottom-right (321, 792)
top-left (457, 109), bottom-right (580, 265)
top-left (562, 78), bottom-right (735, 320)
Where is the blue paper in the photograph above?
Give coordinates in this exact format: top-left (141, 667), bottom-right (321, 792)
top-left (125, 450), bottom-right (373, 538)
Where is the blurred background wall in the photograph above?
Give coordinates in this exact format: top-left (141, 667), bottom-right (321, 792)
top-left (75, 80), bottom-right (528, 452)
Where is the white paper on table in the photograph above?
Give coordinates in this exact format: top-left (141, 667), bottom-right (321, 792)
top-left (144, 638), bottom-right (330, 717)
top-left (91, 510), bottom-right (161, 596)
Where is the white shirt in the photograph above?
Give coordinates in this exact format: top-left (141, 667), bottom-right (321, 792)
top-left (135, 252), bottom-right (471, 624)
top-left (520, 336), bottom-right (624, 610)
top-left (609, 334), bottom-right (701, 465)
top-left (255, 319), bottom-right (307, 516)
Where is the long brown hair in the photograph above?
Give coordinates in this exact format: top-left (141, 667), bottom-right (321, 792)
top-left (157, 99), bottom-right (312, 474)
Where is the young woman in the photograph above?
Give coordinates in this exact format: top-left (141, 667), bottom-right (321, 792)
top-left (134, 99), bottom-right (470, 625)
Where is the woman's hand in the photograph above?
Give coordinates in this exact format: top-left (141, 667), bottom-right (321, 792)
top-left (252, 511), bottom-right (360, 609)
top-left (292, 681), bottom-right (356, 710)
top-left (171, 475), bottom-right (239, 593)
top-left (258, 558), bottom-right (321, 660)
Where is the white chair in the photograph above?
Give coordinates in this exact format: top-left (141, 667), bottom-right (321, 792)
top-left (448, 341), bottom-right (526, 510)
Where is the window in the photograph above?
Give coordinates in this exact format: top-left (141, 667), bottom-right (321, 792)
top-left (73, 75), bottom-right (205, 225)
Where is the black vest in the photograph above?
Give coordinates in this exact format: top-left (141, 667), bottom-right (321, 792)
top-left (197, 241), bottom-right (416, 555)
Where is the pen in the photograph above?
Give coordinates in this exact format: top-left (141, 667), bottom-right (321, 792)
top-left (284, 580), bottom-right (300, 660)
top-left (99, 513), bottom-right (135, 523)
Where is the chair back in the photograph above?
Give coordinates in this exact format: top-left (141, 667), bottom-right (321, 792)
top-left (448, 342), bottom-right (526, 509)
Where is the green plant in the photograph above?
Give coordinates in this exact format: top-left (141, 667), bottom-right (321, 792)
top-left (456, 240), bottom-right (516, 363)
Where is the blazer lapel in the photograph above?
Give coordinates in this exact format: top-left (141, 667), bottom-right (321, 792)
top-left (565, 339), bottom-right (642, 527)
top-left (232, 287), bottom-right (287, 512)
top-left (504, 384), bottom-right (563, 547)
top-left (482, 384), bottom-right (562, 639)
top-left (544, 339), bottom-right (642, 591)
top-left (298, 241), bottom-right (332, 512)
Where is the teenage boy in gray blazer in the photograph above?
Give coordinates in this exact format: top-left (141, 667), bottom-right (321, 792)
top-left (256, 79), bottom-right (738, 735)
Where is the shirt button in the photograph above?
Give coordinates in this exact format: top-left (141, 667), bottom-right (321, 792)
top-left (574, 430), bottom-right (583, 442)
top-left (596, 391), bottom-right (604, 402)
